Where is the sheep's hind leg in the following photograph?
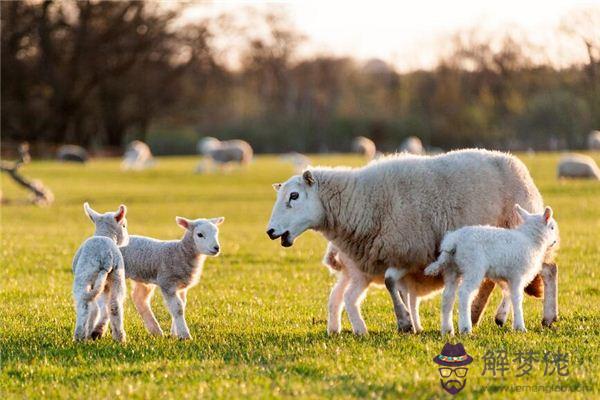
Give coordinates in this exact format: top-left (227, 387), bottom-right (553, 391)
top-left (494, 284), bottom-right (511, 327)
top-left (91, 288), bottom-right (110, 339)
top-left (107, 270), bottom-right (126, 342)
top-left (132, 282), bottom-right (163, 336)
top-left (541, 263), bottom-right (558, 327)
top-left (85, 300), bottom-right (99, 339)
top-left (384, 268), bottom-right (414, 333)
top-left (441, 271), bottom-right (458, 336)
top-left (458, 270), bottom-right (485, 334)
top-left (327, 273), bottom-right (350, 335)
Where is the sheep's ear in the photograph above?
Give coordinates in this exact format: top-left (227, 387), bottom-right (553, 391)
top-left (272, 183), bottom-right (282, 191)
top-left (210, 217), bottom-right (225, 226)
top-left (114, 204), bottom-right (127, 223)
top-left (176, 216), bottom-right (191, 229)
top-left (543, 207), bottom-right (553, 223)
top-left (514, 204), bottom-right (530, 221)
top-left (303, 170), bottom-right (315, 186)
top-left (83, 202), bottom-right (99, 222)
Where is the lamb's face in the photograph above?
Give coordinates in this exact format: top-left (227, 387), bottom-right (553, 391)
top-left (177, 217), bottom-right (224, 256)
top-left (515, 204), bottom-right (559, 248)
top-left (267, 171), bottom-right (324, 247)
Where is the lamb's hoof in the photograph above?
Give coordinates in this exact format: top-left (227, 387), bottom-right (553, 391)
top-left (459, 327), bottom-right (472, 335)
top-left (90, 330), bottom-right (104, 340)
top-left (397, 322), bottom-right (415, 334)
top-left (178, 334), bottom-right (193, 340)
top-left (542, 316), bottom-right (558, 327)
top-left (327, 328), bottom-right (341, 336)
top-left (495, 317), bottom-right (506, 327)
top-left (441, 329), bottom-right (454, 337)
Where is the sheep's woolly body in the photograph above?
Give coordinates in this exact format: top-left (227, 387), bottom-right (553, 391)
top-left (557, 154), bottom-right (600, 180)
top-left (312, 149), bottom-right (549, 277)
top-left (588, 131), bottom-right (600, 151)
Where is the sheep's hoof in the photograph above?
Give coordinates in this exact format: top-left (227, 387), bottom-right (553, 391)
top-left (542, 316), bottom-right (558, 327)
top-left (441, 329), bottom-right (454, 337)
top-left (495, 317), bottom-right (506, 327)
top-left (90, 330), bottom-right (103, 340)
top-left (514, 326), bottom-right (527, 333)
top-left (327, 328), bottom-right (341, 336)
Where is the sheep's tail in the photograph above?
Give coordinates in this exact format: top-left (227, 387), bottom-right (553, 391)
top-left (424, 241), bottom-right (456, 276)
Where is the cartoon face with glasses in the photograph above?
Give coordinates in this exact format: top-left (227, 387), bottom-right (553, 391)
top-left (433, 343), bottom-right (473, 395)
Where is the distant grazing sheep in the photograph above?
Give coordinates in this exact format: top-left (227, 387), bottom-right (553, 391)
top-left (280, 152), bottom-right (311, 173)
top-left (352, 136), bottom-right (376, 160)
top-left (122, 140), bottom-right (154, 170)
top-left (196, 137), bottom-right (253, 172)
top-left (557, 154), bottom-right (600, 180)
top-left (399, 136), bottom-right (424, 154)
top-left (72, 203), bottom-right (129, 342)
top-left (57, 145), bottom-right (89, 163)
top-left (120, 216), bottom-right (224, 340)
top-left (588, 131), bottom-right (600, 150)
top-left (267, 149), bottom-right (559, 333)
top-left (425, 205), bottom-right (558, 335)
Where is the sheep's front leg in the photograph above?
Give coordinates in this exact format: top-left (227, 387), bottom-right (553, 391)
top-left (408, 292), bottom-right (423, 333)
top-left (327, 273), bottom-right (350, 335)
top-left (162, 288), bottom-right (191, 340)
top-left (441, 271), bottom-right (458, 336)
top-left (384, 268), bottom-right (413, 333)
top-left (132, 282), bottom-right (163, 336)
top-left (343, 276), bottom-right (369, 335)
top-left (541, 263), bottom-right (558, 327)
top-left (510, 279), bottom-right (527, 332)
top-left (171, 290), bottom-right (188, 336)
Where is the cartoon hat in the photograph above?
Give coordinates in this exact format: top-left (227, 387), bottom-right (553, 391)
top-left (433, 343), bottom-right (473, 367)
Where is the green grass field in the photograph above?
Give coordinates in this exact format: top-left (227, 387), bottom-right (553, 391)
top-left (1, 153), bottom-right (599, 399)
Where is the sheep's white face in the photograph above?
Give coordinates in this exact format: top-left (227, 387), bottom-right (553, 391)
top-left (515, 204), bottom-right (559, 248)
top-left (177, 217), bottom-right (224, 256)
top-left (267, 171), bottom-right (324, 247)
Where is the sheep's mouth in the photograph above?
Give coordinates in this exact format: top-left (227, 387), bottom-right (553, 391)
top-left (281, 231), bottom-right (294, 247)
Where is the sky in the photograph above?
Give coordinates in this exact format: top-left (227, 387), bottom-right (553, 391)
top-left (183, 0), bottom-right (600, 71)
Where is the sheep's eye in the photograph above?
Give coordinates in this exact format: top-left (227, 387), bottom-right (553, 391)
top-left (290, 192), bottom-right (299, 201)
top-left (197, 233), bottom-right (204, 238)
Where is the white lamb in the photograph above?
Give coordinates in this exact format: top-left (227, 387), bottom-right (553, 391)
top-left (119, 216), bottom-right (224, 340)
top-left (424, 204), bottom-right (558, 335)
top-left (72, 203), bottom-right (129, 342)
top-left (323, 243), bottom-right (443, 335)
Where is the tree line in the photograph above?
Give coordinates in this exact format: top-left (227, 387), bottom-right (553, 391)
top-left (2, 1), bottom-right (599, 154)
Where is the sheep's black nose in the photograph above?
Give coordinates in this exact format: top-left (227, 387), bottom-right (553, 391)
top-left (267, 228), bottom-right (277, 240)
top-left (213, 245), bottom-right (220, 252)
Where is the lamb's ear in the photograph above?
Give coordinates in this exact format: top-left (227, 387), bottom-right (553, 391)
top-left (83, 202), bottom-right (100, 222)
top-left (514, 204), bottom-right (530, 221)
top-left (303, 170), bottom-right (315, 186)
top-left (210, 217), bottom-right (225, 226)
top-left (272, 183), bottom-right (282, 191)
top-left (543, 206), bottom-right (553, 223)
top-left (114, 204), bottom-right (127, 223)
top-left (175, 216), bottom-right (191, 230)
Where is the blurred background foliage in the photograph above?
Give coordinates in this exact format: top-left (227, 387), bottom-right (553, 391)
top-left (2, 1), bottom-right (599, 155)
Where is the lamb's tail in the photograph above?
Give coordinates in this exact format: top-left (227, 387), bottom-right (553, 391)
top-left (424, 242), bottom-right (456, 276)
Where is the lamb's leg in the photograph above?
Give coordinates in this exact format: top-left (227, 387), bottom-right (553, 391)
top-left (494, 285), bottom-right (511, 327)
top-left (510, 279), bottom-right (526, 332)
top-left (132, 282), bottom-right (163, 336)
top-left (441, 271), bottom-right (458, 336)
top-left (74, 298), bottom-right (91, 341)
top-left (343, 276), bottom-right (369, 335)
top-left (171, 290), bottom-right (188, 336)
top-left (470, 278), bottom-right (495, 325)
top-left (408, 292), bottom-right (423, 333)
top-left (162, 287), bottom-right (192, 340)
top-left (85, 300), bottom-right (99, 339)
top-left (384, 268), bottom-right (413, 333)
top-left (541, 263), bottom-right (558, 327)
top-left (327, 273), bottom-right (350, 335)
top-left (458, 271), bottom-right (485, 334)
top-left (107, 271), bottom-right (126, 342)
top-left (91, 289), bottom-right (110, 339)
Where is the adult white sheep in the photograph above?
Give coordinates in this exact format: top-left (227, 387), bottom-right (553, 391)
top-left (196, 137), bottom-right (253, 172)
top-left (557, 154), bottom-right (600, 180)
top-left (588, 131), bottom-right (600, 150)
top-left (399, 136), bottom-right (424, 155)
top-left (267, 149), bottom-right (559, 332)
top-left (352, 136), bottom-right (376, 160)
top-left (121, 140), bottom-right (154, 170)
